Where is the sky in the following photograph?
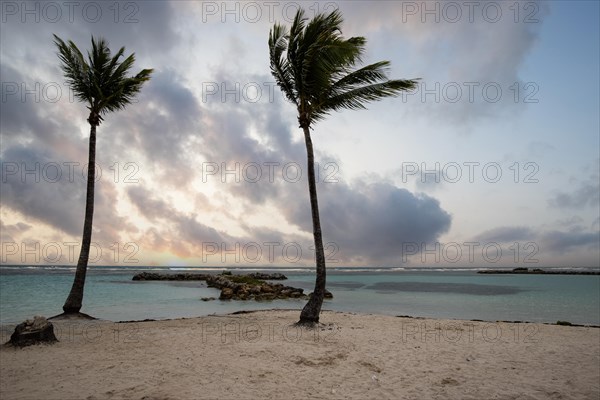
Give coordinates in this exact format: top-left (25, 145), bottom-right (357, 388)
top-left (0, 0), bottom-right (599, 269)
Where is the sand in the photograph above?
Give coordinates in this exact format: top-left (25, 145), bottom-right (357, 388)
top-left (1, 310), bottom-right (599, 400)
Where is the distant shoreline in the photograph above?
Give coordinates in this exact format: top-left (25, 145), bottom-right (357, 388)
top-left (478, 267), bottom-right (600, 275)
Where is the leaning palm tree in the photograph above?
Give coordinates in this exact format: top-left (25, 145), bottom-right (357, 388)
top-left (54, 34), bottom-right (152, 315)
top-left (269, 9), bottom-right (418, 325)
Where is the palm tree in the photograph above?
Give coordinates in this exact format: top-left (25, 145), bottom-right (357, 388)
top-left (54, 34), bottom-right (152, 315)
top-left (269, 9), bottom-right (418, 325)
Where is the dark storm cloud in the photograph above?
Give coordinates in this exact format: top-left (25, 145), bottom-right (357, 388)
top-left (0, 62), bottom-right (85, 154)
top-left (323, 182), bottom-right (452, 264)
top-left (0, 144), bottom-right (134, 244)
top-left (279, 180), bottom-right (452, 264)
top-left (98, 0), bottom-right (179, 57)
top-left (0, 144), bottom-right (85, 236)
top-left (1, 1), bottom-right (178, 65)
top-left (0, 64), bottom-right (47, 138)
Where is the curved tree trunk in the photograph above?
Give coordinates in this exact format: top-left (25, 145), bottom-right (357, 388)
top-left (63, 122), bottom-right (97, 314)
top-left (298, 126), bottom-right (327, 326)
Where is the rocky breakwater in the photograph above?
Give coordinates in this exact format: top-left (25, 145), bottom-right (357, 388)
top-left (478, 267), bottom-right (600, 275)
top-left (132, 271), bottom-right (313, 301)
top-left (132, 272), bottom-right (211, 281)
top-left (206, 274), bottom-right (306, 301)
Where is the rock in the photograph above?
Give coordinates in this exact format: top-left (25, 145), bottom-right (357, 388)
top-left (247, 272), bottom-right (287, 280)
top-left (284, 286), bottom-right (303, 293)
top-left (261, 285), bottom-right (274, 293)
top-left (9, 316), bottom-right (58, 347)
top-left (257, 293), bottom-right (276, 301)
top-left (132, 272), bottom-right (162, 280)
top-left (556, 320), bottom-right (573, 326)
top-left (250, 285), bottom-right (262, 295)
top-left (220, 288), bottom-right (234, 300)
top-left (133, 272), bottom-right (210, 281)
top-left (235, 287), bottom-right (250, 300)
top-left (200, 297), bottom-right (216, 301)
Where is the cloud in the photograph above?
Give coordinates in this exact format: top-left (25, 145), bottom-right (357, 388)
top-left (0, 143), bottom-right (136, 246)
top-left (126, 186), bottom-right (237, 258)
top-left (3, 1), bottom-right (511, 267)
top-left (540, 230), bottom-right (600, 254)
top-left (0, 220), bottom-right (32, 243)
top-left (548, 181), bottom-right (600, 209)
top-left (338, 1), bottom-right (551, 126)
top-left (195, 69), bottom-right (306, 205)
top-left (189, 67), bottom-right (454, 265)
top-left (0, 63), bottom-right (86, 157)
top-left (395, 163), bottom-right (462, 192)
top-left (1, 57), bottom-right (141, 246)
top-left (548, 160), bottom-right (600, 209)
top-left (279, 179), bottom-right (452, 265)
top-left (474, 226), bottom-right (537, 243)
top-left (109, 63), bottom-right (455, 266)
top-left (1, 58), bottom-right (142, 250)
top-left (0, 145), bottom-right (86, 236)
top-left (472, 224), bottom-right (599, 263)
top-left (1, 1), bottom-right (178, 69)
top-left (91, 68), bottom-right (204, 190)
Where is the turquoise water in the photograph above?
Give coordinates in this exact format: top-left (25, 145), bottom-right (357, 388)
top-left (1, 266), bottom-right (599, 325)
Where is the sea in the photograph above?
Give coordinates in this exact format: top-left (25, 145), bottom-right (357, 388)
top-left (1, 265), bottom-right (599, 326)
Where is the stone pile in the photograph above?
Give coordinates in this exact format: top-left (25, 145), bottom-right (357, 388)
top-left (205, 274), bottom-right (306, 301)
top-left (131, 271), bottom-right (327, 302)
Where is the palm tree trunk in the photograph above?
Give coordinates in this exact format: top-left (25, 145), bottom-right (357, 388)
top-left (298, 126), bottom-right (327, 326)
top-left (62, 122), bottom-right (97, 314)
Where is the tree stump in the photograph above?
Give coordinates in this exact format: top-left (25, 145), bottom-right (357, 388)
top-left (9, 316), bottom-right (58, 347)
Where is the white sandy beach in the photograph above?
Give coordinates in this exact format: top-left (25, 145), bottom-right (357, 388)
top-left (1, 310), bottom-right (599, 400)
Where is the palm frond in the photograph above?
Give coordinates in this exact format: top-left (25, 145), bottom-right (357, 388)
top-left (53, 34), bottom-right (92, 104)
top-left (268, 8), bottom-right (416, 127)
top-left (329, 61), bottom-right (392, 95)
top-left (54, 34), bottom-right (153, 122)
top-left (269, 24), bottom-right (297, 105)
top-left (321, 79), bottom-right (418, 115)
top-left (288, 9), bottom-right (308, 102)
